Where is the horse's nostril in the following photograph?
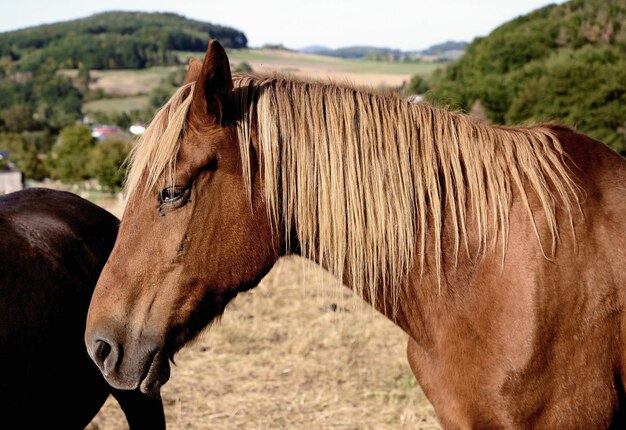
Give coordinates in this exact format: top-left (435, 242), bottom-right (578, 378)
top-left (95, 340), bottom-right (112, 364)
top-left (91, 338), bottom-right (120, 376)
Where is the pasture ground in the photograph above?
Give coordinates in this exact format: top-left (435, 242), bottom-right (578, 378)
top-left (83, 198), bottom-right (440, 429)
top-left (83, 96), bottom-right (150, 114)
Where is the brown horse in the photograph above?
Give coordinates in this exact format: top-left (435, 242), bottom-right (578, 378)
top-left (85, 40), bottom-right (626, 429)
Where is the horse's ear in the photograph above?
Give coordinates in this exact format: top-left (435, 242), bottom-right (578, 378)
top-left (192, 39), bottom-right (233, 124)
top-left (184, 58), bottom-right (202, 85)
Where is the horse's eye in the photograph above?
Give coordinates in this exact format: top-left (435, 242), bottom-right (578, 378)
top-left (159, 186), bottom-right (187, 204)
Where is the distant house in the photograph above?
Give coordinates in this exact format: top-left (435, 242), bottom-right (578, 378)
top-left (0, 170), bottom-right (24, 194)
top-left (0, 150), bottom-right (11, 167)
top-left (91, 125), bottom-right (122, 140)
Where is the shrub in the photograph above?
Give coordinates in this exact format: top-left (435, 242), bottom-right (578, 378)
top-left (233, 61), bottom-right (253, 73)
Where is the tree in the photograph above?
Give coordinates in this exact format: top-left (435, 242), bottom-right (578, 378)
top-left (87, 138), bottom-right (132, 192)
top-left (0, 56), bottom-right (11, 78)
top-left (148, 67), bottom-right (187, 109)
top-left (2, 105), bottom-right (36, 132)
top-left (505, 47), bottom-right (626, 153)
top-left (32, 72), bottom-right (83, 131)
top-left (46, 124), bottom-right (95, 182)
top-left (0, 156), bottom-right (10, 170)
top-left (76, 64), bottom-right (91, 95)
top-left (149, 85), bottom-right (176, 109)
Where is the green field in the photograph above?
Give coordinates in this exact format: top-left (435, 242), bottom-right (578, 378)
top-left (83, 96), bottom-right (150, 113)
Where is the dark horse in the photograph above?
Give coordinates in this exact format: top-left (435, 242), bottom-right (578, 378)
top-left (0, 188), bottom-right (165, 429)
top-left (86, 40), bottom-right (626, 428)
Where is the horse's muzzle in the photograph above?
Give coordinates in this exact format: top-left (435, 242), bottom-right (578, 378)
top-left (85, 326), bottom-right (169, 394)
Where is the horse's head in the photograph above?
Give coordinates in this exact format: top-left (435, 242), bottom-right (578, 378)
top-left (85, 40), bottom-right (281, 393)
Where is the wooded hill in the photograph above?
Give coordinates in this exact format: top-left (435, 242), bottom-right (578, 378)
top-left (300, 41), bottom-right (467, 61)
top-left (0, 11), bottom-right (248, 71)
top-left (0, 12), bottom-right (247, 186)
top-left (428, 0), bottom-right (626, 153)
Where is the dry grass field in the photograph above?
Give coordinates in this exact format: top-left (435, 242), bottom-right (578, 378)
top-left (198, 49), bottom-right (438, 88)
top-left (86, 257), bottom-right (439, 430)
top-left (68, 49), bottom-right (442, 118)
top-left (87, 67), bottom-right (176, 97)
top-left (72, 49), bottom-right (439, 116)
top-left (80, 198), bottom-right (440, 429)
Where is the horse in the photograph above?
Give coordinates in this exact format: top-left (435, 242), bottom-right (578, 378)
top-left (0, 188), bottom-right (165, 429)
top-left (84, 40), bottom-right (626, 429)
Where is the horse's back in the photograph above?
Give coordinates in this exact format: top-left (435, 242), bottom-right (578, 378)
top-left (554, 125), bottom-right (626, 209)
top-left (0, 187), bottom-right (118, 272)
top-left (0, 189), bottom-right (118, 344)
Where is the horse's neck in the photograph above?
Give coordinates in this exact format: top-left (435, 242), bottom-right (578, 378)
top-left (291, 205), bottom-right (483, 334)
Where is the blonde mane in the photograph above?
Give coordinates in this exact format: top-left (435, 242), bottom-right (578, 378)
top-left (126, 74), bottom-right (579, 309)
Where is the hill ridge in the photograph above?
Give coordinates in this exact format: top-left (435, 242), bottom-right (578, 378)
top-left (0, 11), bottom-right (248, 71)
top-left (428, 0), bottom-right (626, 153)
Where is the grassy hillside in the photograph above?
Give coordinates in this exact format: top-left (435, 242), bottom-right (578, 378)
top-left (0, 11), bottom-right (248, 71)
top-left (428, 0), bottom-right (626, 153)
top-left (0, 10), bottom-right (437, 185)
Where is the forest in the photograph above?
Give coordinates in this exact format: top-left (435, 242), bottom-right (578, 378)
top-left (426, 0), bottom-right (626, 154)
top-left (0, 11), bottom-right (247, 71)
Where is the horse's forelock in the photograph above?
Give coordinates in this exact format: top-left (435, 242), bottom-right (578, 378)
top-left (124, 82), bottom-right (196, 200)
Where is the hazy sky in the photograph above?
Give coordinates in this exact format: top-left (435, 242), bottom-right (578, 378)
top-left (1, 0), bottom-right (566, 51)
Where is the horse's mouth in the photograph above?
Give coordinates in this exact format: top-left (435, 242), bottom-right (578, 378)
top-left (139, 350), bottom-right (171, 394)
